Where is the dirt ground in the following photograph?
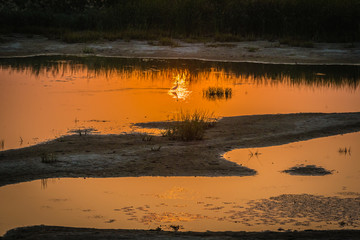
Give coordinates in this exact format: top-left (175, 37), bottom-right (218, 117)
top-left (2, 226), bottom-right (360, 240)
top-left (1, 112), bottom-right (360, 187)
top-left (0, 34), bottom-right (359, 65)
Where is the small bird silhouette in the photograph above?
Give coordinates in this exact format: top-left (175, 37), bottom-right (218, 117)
top-left (171, 81), bottom-right (179, 91)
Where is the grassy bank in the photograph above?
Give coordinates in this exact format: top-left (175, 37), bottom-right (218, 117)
top-left (1, 0), bottom-right (359, 43)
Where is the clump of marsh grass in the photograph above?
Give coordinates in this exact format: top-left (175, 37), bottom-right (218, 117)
top-left (169, 225), bottom-right (181, 232)
top-left (158, 37), bottom-right (179, 47)
top-left (141, 133), bottom-right (153, 142)
top-left (203, 87), bottom-right (232, 100)
top-left (279, 38), bottom-right (314, 48)
top-left (82, 47), bottom-right (95, 54)
top-left (41, 153), bottom-right (58, 163)
top-left (162, 110), bottom-right (216, 141)
top-left (61, 30), bottom-right (102, 43)
top-left (69, 128), bottom-right (96, 136)
top-left (245, 46), bottom-right (260, 52)
top-left (206, 43), bottom-right (236, 48)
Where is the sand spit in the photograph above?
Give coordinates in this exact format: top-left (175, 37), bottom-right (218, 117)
top-left (0, 112), bottom-right (359, 187)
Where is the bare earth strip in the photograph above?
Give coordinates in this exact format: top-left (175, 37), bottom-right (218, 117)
top-left (1, 112), bottom-right (359, 187)
top-left (0, 35), bottom-right (359, 65)
top-left (2, 226), bottom-right (360, 240)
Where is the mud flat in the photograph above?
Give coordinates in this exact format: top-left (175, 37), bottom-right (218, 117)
top-left (2, 225), bottom-right (360, 240)
top-left (0, 35), bottom-right (360, 65)
top-left (1, 112), bottom-right (360, 187)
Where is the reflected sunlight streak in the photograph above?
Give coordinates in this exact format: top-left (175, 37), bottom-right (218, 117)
top-left (168, 72), bottom-right (191, 101)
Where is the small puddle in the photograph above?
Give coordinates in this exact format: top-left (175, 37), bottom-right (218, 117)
top-left (0, 132), bottom-right (359, 235)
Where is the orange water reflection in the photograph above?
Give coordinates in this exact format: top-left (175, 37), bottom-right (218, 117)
top-left (0, 133), bottom-right (359, 235)
top-left (168, 71), bottom-right (191, 101)
top-left (0, 58), bottom-right (360, 150)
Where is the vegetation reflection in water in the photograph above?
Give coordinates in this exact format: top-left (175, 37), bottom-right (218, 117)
top-left (0, 56), bottom-right (359, 150)
top-left (0, 132), bottom-right (359, 235)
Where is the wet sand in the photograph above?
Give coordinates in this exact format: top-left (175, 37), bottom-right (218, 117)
top-left (0, 35), bottom-right (359, 65)
top-left (1, 112), bottom-right (360, 187)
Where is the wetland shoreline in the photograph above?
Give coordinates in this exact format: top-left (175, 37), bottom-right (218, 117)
top-left (2, 226), bottom-right (360, 240)
top-left (1, 112), bottom-right (360, 187)
top-left (1, 43), bottom-right (360, 238)
top-left (0, 35), bottom-right (360, 65)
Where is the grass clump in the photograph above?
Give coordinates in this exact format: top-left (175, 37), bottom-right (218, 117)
top-left (245, 47), bottom-right (260, 52)
top-left (61, 31), bottom-right (102, 43)
top-left (279, 38), bottom-right (314, 48)
top-left (203, 87), bottom-right (232, 100)
top-left (162, 110), bottom-right (216, 141)
top-left (41, 153), bottom-right (58, 163)
top-left (82, 47), bottom-right (95, 54)
top-left (206, 43), bottom-right (236, 48)
top-left (141, 133), bottom-right (153, 142)
top-left (214, 33), bottom-right (243, 42)
top-left (158, 37), bottom-right (179, 47)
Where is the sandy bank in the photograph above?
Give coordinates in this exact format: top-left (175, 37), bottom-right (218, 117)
top-left (0, 112), bottom-right (359, 187)
top-left (0, 35), bottom-right (359, 65)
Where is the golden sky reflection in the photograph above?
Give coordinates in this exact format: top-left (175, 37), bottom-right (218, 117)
top-left (0, 132), bottom-right (359, 235)
top-left (0, 62), bottom-right (360, 150)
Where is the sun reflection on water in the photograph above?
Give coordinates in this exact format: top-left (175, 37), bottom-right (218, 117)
top-left (168, 71), bottom-right (191, 101)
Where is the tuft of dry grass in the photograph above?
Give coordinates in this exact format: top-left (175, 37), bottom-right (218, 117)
top-left (158, 37), bottom-right (179, 47)
top-left (206, 43), bottom-right (236, 48)
top-left (279, 38), bottom-right (314, 48)
top-left (162, 110), bottom-right (216, 141)
top-left (245, 46), bottom-right (260, 52)
top-left (141, 133), bottom-right (153, 142)
top-left (61, 31), bottom-right (102, 43)
top-left (82, 47), bottom-right (95, 54)
top-left (41, 153), bottom-right (58, 163)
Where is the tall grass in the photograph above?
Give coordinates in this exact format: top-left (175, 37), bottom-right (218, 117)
top-left (162, 110), bottom-right (216, 141)
top-left (1, 0), bottom-right (359, 42)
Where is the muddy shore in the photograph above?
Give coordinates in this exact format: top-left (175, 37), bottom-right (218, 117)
top-left (1, 112), bottom-right (360, 187)
top-left (2, 226), bottom-right (360, 240)
top-left (0, 35), bottom-right (359, 65)
top-left (1, 40), bottom-right (360, 239)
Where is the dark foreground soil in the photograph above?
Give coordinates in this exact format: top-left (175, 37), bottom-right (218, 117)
top-left (1, 112), bottom-right (360, 187)
top-left (2, 226), bottom-right (360, 240)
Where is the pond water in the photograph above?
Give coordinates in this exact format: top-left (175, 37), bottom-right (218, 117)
top-left (0, 132), bottom-right (359, 235)
top-left (0, 56), bottom-right (360, 150)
